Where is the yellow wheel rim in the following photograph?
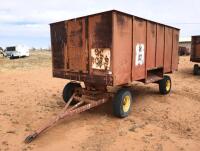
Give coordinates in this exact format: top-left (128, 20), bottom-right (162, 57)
top-left (122, 95), bottom-right (131, 112)
top-left (166, 80), bottom-right (171, 92)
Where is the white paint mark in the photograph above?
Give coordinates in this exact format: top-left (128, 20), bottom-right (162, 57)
top-left (135, 44), bottom-right (145, 66)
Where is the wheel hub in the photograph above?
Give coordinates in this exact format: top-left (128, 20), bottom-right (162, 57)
top-left (166, 80), bottom-right (171, 92)
top-left (123, 95), bottom-right (131, 112)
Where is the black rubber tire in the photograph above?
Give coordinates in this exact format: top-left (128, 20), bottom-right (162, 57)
top-left (159, 75), bottom-right (171, 95)
top-left (193, 64), bottom-right (200, 75)
top-left (62, 82), bottom-right (81, 104)
top-left (113, 89), bottom-right (132, 118)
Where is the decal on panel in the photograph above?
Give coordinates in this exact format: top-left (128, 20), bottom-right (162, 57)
top-left (91, 48), bottom-right (110, 70)
top-left (135, 44), bottom-right (145, 66)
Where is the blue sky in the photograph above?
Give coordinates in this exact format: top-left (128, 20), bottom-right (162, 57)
top-left (0, 0), bottom-right (200, 48)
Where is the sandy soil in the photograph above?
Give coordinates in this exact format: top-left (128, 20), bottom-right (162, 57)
top-left (0, 53), bottom-right (200, 151)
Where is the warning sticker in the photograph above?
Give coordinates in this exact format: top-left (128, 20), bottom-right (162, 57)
top-left (135, 44), bottom-right (145, 66)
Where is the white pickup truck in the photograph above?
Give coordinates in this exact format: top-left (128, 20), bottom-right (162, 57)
top-left (4, 45), bottom-right (29, 59)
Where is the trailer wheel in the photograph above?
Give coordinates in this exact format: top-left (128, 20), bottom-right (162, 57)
top-left (62, 82), bottom-right (81, 104)
top-left (193, 64), bottom-right (199, 75)
top-left (113, 89), bottom-right (132, 118)
top-left (159, 75), bottom-right (171, 95)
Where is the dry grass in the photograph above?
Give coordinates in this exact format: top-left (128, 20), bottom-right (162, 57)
top-left (0, 51), bottom-right (51, 72)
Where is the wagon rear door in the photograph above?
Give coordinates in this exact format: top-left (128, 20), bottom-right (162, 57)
top-left (67, 18), bottom-right (89, 73)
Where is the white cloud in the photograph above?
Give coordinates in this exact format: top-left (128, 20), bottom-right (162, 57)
top-left (0, 0), bottom-right (200, 47)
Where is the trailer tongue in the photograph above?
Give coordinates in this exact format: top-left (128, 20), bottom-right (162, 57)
top-left (24, 90), bottom-right (110, 143)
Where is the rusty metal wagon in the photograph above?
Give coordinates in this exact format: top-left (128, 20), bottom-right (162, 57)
top-left (191, 36), bottom-right (200, 75)
top-left (24, 10), bottom-right (180, 143)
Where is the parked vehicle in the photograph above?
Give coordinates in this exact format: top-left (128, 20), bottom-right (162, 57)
top-left (179, 46), bottom-right (190, 56)
top-left (25, 10), bottom-right (180, 143)
top-left (191, 36), bottom-right (200, 75)
top-left (4, 45), bottom-right (29, 59)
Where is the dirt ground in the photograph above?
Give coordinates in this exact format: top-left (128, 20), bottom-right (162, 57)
top-left (0, 52), bottom-right (200, 151)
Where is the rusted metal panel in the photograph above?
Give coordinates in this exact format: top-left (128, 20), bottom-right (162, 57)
top-left (146, 22), bottom-right (156, 69)
top-left (132, 17), bottom-right (147, 81)
top-left (67, 18), bottom-right (88, 72)
top-left (88, 12), bottom-right (112, 75)
top-left (89, 13), bottom-right (112, 48)
top-left (191, 36), bottom-right (200, 62)
top-left (50, 22), bottom-right (66, 69)
top-left (112, 12), bottom-right (132, 85)
top-left (156, 25), bottom-right (165, 68)
top-left (196, 45), bottom-right (200, 58)
top-left (172, 29), bottom-right (179, 71)
top-left (164, 27), bottom-right (173, 73)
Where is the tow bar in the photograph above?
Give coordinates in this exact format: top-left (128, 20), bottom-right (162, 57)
top-left (24, 93), bottom-right (109, 143)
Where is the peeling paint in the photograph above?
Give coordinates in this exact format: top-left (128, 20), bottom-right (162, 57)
top-left (91, 48), bottom-right (110, 70)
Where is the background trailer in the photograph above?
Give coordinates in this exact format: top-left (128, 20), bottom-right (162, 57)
top-left (191, 35), bottom-right (200, 75)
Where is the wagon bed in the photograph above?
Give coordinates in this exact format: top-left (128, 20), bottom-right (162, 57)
top-left (50, 10), bottom-right (179, 87)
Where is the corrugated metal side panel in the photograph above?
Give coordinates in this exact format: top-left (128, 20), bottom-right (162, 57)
top-left (164, 27), bottom-right (173, 73)
top-left (132, 17), bottom-right (147, 81)
top-left (156, 25), bottom-right (165, 68)
top-left (67, 18), bottom-right (88, 72)
top-left (112, 12), bottom-right (132, 85)
top-left (146, 22), bottom-right (156, 69)
top-left (88, 12), bottom-right (112, 75)
top-left (50, 22), bottom-right (66, 69)
top-left (172, 29), bottom-right (179, 71)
